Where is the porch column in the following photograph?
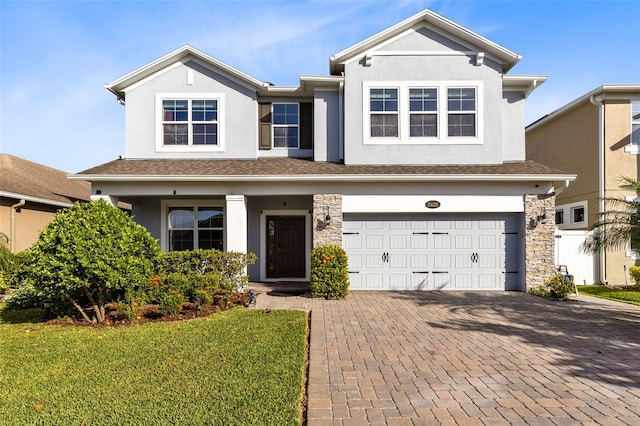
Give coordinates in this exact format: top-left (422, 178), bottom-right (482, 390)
top-left (225, 195), bottom-right (247, 253)
top-left (524, 193), bottom-right (556, 291)
top-left (91, 194), bottom-right (119, 206)
top-left (312, 194), bottom-right (343, 247)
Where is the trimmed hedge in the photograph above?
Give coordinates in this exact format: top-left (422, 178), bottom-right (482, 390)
top-left (310, 244), bottom-right (349, 299)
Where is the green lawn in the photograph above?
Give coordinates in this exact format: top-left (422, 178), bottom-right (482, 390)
top-left (0, 305), bottom-right (308, 425)
top-left (578, 285), bottom-right (640, 306)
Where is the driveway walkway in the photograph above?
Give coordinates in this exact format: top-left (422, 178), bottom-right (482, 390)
top-left (251, 285), bottom-right (640, 425)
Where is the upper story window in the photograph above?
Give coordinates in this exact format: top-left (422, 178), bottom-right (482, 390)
top-left (258, 102), bottom-right (312, 151)
top-left (370, 88), bottom-right (399, 137)
top-left (632, 100), bottom-right (640, 145)
top-left (156, 94), bottom-right (225, 152)
top-left (409, 88), bottom-right (438, 137)
top-left (273, 103), bottom-right (299, 148)
top-left (447, 88), bottom-right (477, 137)
top-left (363, 81), bottom-right (482, 145)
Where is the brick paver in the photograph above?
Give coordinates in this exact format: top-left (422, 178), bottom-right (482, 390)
top-left (251, 285), bottom-right (640, 425)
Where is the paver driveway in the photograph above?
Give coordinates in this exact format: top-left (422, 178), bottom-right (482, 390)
top-left (252, 287), bottom-right (640, 425)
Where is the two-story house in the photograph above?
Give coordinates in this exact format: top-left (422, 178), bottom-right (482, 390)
top-left (72, 9), bottom-right (574, 291)
top-left (526, 84), bottom-right (640, 285)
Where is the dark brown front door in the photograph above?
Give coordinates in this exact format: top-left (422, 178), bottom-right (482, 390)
top-left (266, 216), bottom-right (306, 278)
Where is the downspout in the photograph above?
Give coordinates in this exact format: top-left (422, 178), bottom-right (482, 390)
top-left (338, 80), bottom-right (344, 161)
top-left (590, 94), bottom-right (606, 284)
top-left (10, 199), bottom-right (26, 253)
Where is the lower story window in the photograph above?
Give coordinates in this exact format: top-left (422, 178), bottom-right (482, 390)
top-left (168, 206), bottom-right (223, 251)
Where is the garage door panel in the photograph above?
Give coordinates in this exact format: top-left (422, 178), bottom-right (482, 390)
top-left (363, 272), bottom-right (384, 289)
top-left (478, 273), bottom-right (503, 289)
top-left (411, 273), bottom-right (430, 290)
top-left (410, 234), bottom-right (429, 249)
top-left (366, 253), bottom-right (384, 269)
top-left (455, 235), bottom-right (472, 249)
top-left (433, 234), bottom-right (451, 249)
top-left (455, 254), bottom-right (473, 269)
top-left (478, 234), bottom-right (501, 250)
top-left (388, 253), bottom-right (407, 268)
top-left (453, 274), bottom-right (473, 289)
top-left (389, 273), bottom-right (409, 290)
top-left (343, 233), bottom-right (362, 250)
top-left (410, 254), bottom-right (428, 268)
top-left (348, 253), bottom-right (363, 269)
top-left (365, 234), bottom-right (384, 250)
top-left (349, 272), bottom-right (362, 289)
top-left (389, 235), bottom-right (408, 250)
top-left (432, 254), bottom-right (451, 269)
top-left (433, 273), bottom-right (451, 289)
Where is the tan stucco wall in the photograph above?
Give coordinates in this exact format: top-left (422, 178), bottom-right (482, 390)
top-left (602, 101), bottom-right (640, 285)
top-left (0, 202), bottom-right (58, 253)
top-left (526, 102), bottom-right (600, 227)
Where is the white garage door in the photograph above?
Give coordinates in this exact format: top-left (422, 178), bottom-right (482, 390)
top-left (343, 214), bottom-right (522, 291)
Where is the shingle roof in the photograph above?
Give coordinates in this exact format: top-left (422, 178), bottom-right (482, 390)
top-left (75, 157), bottom-right (573, 181)
top-left (0, 154), bottom-right (91, 205)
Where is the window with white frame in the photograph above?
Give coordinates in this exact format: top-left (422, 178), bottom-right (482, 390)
top-left (156, 94), bottom-right (224, 151)
top-left (409, 88), bottom-right (438, 137)
top-left (632, 100), bottom-right (640, 145)
top-left (447, 87), bottom-right (477, 137)
top-left (363, 81), bottom-right (482, 144)
top-left (162, 99), bottom-right (218, 145)
top-left (167, 205), bottom-right (224, 251)
top-left (555, 201), bottom-right (588, 229)
top-left (370, 88), bottom-right (399, 137)
top-left (272, 103), bottom-right (299, 148)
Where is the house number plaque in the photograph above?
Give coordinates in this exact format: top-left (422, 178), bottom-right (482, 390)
top-left (425, 200), bottom-right (441, 209)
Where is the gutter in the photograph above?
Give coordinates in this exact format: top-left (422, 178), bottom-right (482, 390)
top-left (10, 199), bottom-right (25, 253)
top-left (590, 94), bottom-right (606, 284)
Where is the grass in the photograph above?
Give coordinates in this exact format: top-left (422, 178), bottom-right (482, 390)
top-left (578, 285), bottom-right (640, 306)
top-left (0, 304), bottom-right (308, 425)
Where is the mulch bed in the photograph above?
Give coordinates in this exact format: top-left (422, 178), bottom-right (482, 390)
top-left (46, 293), bottom-right (251, 326)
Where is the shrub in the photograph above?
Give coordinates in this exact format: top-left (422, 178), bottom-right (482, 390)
top-left (629, 266), bottom-right (640, 287)
top-left (154, 250), bottom-right (256, 291)
top-left (158, 291), bottom-right (184, 317)
top-left (310, 244), bottom-right (349, 299)
top-left (4, 284), bottom-right (43, 310)
top-left (529, 274), bottom-right (575, 300)
top-left (21, 200), bottom-right (159, 323)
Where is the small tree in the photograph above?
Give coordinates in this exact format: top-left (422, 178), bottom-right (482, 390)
top-left (0, 232), bottom-right (16, 294)
top-left (582, 177), bottom-right (640, 255)
top-left (23, 200), bottom-right (159, 323)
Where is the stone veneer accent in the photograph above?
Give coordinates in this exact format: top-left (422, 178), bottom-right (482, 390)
top-left (312, 194), bottom-right (343, 247)
top-left (524, 193), bottom-right (556, 291)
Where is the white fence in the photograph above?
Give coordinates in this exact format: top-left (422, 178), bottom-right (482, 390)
top-left (554, 230), bottom-right (596, 285)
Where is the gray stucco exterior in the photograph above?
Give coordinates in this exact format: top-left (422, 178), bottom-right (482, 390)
top-left (77, 9), bottom-right (569, 288)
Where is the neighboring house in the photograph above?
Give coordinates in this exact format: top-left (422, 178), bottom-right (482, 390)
top-left (0, 154), bottom-right (91, 252)
top-left (526, 84), bottom-right (640, 285)
top-left (71, 9), bottom-right (575, 291)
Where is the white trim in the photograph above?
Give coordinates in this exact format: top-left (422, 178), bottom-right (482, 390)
top-left (555, 200), bottom-right (588, 230)
top-left (160, 199), bottom-right (224, 251)
top-left (363, 80), bottom-right (483, 145)
top-left (0, 190), bottom-right (75, 208)
top-left (155, 93), bottom-right (225, 153)
top-left (343, 195), bottom-right (523, 213)
top-left (259, 210), bottom-right (312, 282)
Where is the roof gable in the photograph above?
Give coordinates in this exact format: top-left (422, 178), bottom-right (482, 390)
top-left (106, 45), bottom-right (268, 102)
top-left (330, 9), bottom-right (521, 75)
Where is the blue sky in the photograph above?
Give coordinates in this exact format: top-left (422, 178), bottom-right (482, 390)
top-left (1, 0), bottom-right (638, 173)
